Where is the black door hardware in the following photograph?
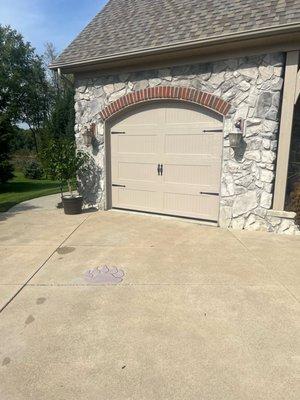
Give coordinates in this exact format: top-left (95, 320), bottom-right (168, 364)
top-left (112, 184), bottom-right (126, 188)
top-left (111, 131), bottom-right (126, 135)
top-left (200, 191), bottom-right (219, 196)
top-left (203, 129), bottom-right (223, 133)
top-left (157, 164), bottom-right (164, 176)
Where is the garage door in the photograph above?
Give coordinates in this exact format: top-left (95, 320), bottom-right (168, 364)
top-left (110, 102), bottom-right (223, 221)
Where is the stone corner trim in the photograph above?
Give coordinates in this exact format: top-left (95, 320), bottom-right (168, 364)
top-left (99, 86), bottom-right (232, 121)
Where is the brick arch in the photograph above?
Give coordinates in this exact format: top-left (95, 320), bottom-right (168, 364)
top-left (99, 86), bottom-right (232, 121)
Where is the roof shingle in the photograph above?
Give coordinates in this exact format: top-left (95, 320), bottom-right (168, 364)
top-left (54, 0), bottom-right (300, 66)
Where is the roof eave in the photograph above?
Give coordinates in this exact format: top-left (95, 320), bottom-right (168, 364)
top-left (49, 22), bottom-right (300, 71)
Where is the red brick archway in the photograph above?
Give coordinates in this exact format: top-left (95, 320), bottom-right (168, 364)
top-left (99, 86), bottom-right (232, 121)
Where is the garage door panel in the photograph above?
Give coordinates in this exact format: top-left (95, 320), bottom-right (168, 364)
top-left (163, 192), bottom-right (219, 220)
top-left (164, 134), bottom-right (222, 155)
top-left (114, 135), bottom-right (158, 154)
top-left (114, 161), bottom-right (160, 183)
top-left (164, 129), bottom-right (223, 156)
top-left (112, 187), bottom-right (162, 212)
top-left (163, 164), bottom-right (221, 188)
top-left (165, 104), bottom-right (223, 124)
top-left (113, 106), bottom-right (165, 127)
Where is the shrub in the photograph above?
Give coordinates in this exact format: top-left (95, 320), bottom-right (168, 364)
top-left (23, 160), bottom-right (44, 180)
top-left (0, 160), bottom-right (14, 183)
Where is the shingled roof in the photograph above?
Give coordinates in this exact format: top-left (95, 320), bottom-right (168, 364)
top-left (52, 0), bottom-right (300, 68)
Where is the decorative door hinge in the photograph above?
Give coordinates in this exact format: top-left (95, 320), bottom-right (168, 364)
top-left (200, 191), bottom-right (219, 196)
top-left (112, 184), bottom-right (126, 188)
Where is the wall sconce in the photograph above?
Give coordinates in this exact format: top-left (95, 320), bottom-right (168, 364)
top-left (228, 118), bottom-right (244, 148)
top-left (82, 123), bottom-right (96, 147)
top-left (228, 132), bottom-right (243, 148)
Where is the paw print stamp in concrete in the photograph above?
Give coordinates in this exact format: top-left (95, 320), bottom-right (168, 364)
top-left (84, 266), bottom-right (125, 284)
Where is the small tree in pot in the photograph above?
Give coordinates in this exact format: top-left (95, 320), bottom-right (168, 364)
top-left (42, 139), bottom-right (89, 214)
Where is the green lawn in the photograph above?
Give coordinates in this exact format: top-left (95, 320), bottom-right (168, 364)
top-left (0, 172), bottom-right (63, 212)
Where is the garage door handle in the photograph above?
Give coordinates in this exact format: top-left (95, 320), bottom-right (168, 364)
top-left (112, 184), bottom-right (126, 188)
top-left (157, 164), bottom-right (163, 176)
top-left (200, 191), bottom-right (219, 196)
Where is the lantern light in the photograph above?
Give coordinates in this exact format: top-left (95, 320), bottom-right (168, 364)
top-left (82, 123), bottom-right (96, 147)
top-left (228, 118), bottom-right (244, 148)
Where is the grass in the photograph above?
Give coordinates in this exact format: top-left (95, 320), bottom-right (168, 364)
top-left (0, 172), bottom-right (64, 212)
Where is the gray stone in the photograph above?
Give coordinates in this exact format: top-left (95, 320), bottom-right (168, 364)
top-left (238, 80), bottom-right (251, 92)
top-left (235, 175), bottom-right (254, 188)
top-left (114, 82), bottom-right (126, 91)
top-left (221, 80), bottom-right (234, 93)
top-left (258, 65), bottom-right (274, 81)
top-left (245, 150), bottom-right (261, 162)
top-left (265, 106), bottom-right (279, 121)
top-left (260, 191), bottom-right (272, 209)
top-left (263, 183), bottom-right (273, 193)
top-left (261, 150), bottom-right (276, 163)
top-left (103, 84), bottom-right (115, 95)
top-left (219, 206), bottom-right (232, 228)
top-left (260, 169), bottom-right (274, 183)
top-left (89, 99), bottom-right (100, 117)
top-left (262, 139), bottom-right (271, 149)
top-left (272, 92), bottom-right (281, 108)
top-left (263, 119), bottom-right (278, 133)
top-left (241, 67), bottom-right (259, 80)
top-left (222, 175), bottom-right (235, 196)
top-left (191, 78), bottom-right (202, 89)
top-left (232, 191), bottom-right (258, 217)
top-left (149, 78), bottom-right (162, 86)
top-left (247, 92), bottom-right (258, 107)
top-left (134, 80), bottom-right (148, 91)
top-left (209, 73), bottom-right (225, 88)
top-left (231, 217), bottom-right (245, 230)
top-left (256, 92), bottom-right (273, 117)
top-left (270, 140), bottom-right (278, 151)
top-left (109, 88), bottom-right (126, 102)
top-left (247, 118), bottom-right (261, 127)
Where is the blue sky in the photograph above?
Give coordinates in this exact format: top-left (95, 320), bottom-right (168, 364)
top-left (0, 0), bottom-right (107, 55)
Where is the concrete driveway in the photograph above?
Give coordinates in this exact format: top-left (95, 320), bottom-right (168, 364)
top-left (0, 195), bottom-right (299, 400)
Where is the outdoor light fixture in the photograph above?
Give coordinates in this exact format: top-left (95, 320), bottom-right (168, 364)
top-left (228, 118), bottom-right (244, 148)
top-left (83, 123), bottom-right (96, 147)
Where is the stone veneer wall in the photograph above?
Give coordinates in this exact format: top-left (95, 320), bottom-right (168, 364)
top-left (74, 52), bottom-right (299, 234)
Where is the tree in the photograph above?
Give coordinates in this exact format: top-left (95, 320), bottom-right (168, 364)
top-left (45, 87), bottom-right (75, 141)
top-left (43, 42), bottom-right (61, 94)
top-left (42, 139), bottom-right (88, 196)
top-left (0, 25), bottom-right (51, 181)
top-left (42, 42), bottom-right (75, 142)
top-left (0, 116), bottom-right (14, 183)
top-left (19, 55), bottom-right (52, 153)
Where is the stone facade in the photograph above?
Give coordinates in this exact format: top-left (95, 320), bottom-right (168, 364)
top-left (74, 52), bottom-right (299, 234)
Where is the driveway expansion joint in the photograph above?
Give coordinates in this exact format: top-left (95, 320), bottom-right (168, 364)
top-left (0, 214), bottom-right (91, 314)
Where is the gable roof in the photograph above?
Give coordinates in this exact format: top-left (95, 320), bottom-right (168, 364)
top-left (51, 0), bottom-right (300, 69)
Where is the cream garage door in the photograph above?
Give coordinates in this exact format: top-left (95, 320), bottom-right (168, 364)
top-left (110, 102), bottom-right (223, 221)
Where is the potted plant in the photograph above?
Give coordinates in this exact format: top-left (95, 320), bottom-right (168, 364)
top-left (42, 139), bottom-right (89, 214)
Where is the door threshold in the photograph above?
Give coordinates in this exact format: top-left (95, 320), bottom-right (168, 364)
top-left (110, 208), bottom-right (218, 227)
